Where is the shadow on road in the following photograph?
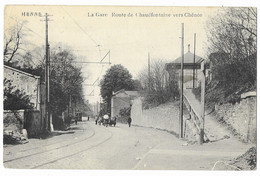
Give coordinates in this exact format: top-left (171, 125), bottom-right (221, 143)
top-left (69, 126), bottom-right (81, 130)
top-left (31, 131), bottom-right (75, 139)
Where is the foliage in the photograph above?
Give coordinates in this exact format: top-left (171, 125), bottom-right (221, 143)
top-left (138, 59), bottom-right (179, 108)
top-left (49, 49), bottom-right (85, 114)
top-left (4, 79), bottom-right (34, 110)
top-left (100, 64), bottom-right (136, 113)
top-left (204, 7), bottom-right (257, 105)
top-left (231, 147), bottom-right (257, 170)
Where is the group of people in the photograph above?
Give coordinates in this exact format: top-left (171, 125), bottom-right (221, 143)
top-left (95, 113), bottom-right (132, 127)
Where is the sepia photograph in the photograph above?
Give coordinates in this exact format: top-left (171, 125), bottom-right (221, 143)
top-left (2, 2), bottom-right (258, 174)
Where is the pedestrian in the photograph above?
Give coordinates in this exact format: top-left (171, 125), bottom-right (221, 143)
top-left (88, 116), bottom-right (90, 121)
top-left (75, 116), bottom-right (77, 125)
top-left (95, 115), bottom-right (99, 125)
top-left (127, 116), bottom-right (132, 127)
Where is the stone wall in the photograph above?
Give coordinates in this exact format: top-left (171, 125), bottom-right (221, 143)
top-left (215, 92), bottom-right (256, 143)
top-left (3, 110), bottom-right (25, 133)
top-left (131, 97), bottom-right (180, 135)
top-left (4, 110), bottom-right (43, 138)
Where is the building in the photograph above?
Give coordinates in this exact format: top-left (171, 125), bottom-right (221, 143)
top-left (111, 89), bottom-right (139, 118)
top-left (4, 65), bottom-right (41, 110)
top-left (165, 45), bottom-right (210, 89)
top-left (3, 65), bottom-right (47, 137)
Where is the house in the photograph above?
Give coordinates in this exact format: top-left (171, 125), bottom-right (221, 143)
top-left (165, 45), bottom-right (210, 89)
top-left (111, 89), bottom-right (139, 118)
top-left (3, 65), bottom-right (47, 137)
top-left (4, 65), bottom-right (41, 110)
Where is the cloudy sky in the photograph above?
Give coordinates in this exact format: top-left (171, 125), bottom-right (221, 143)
top-left (4, 6), bottom-right (219, 103)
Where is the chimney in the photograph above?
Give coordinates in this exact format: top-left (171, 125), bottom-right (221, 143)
top-left (188, 44), bottom-right (190, 52)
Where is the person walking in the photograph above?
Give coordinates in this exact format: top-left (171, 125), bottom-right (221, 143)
top-left (127, 116), bottom-right (132, 127)
top-left (95, 115), bottom-right (99, 125)
top-left (75, 116), bottom-right (78, 125)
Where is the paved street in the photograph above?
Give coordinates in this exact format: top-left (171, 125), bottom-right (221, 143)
top-left (3, 117), bottom-right (251, 170)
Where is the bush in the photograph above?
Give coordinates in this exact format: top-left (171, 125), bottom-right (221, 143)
top-left (4, 79), bottom-right (34, 110)
top-left (193, 52), bottom-right (256, 109)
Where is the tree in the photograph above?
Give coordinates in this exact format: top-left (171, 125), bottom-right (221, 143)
top-left (207, 7), bottom-right (256, 59)
top-left (4, 20), bottom-right (28, 63)
top-left (137, 59), bottom-right (179, 107)
top-left (100, 64), bottom-right (135, 113)
top-left (200, 7), bottom-right (257, 106)
top-left (206, 7), bottom-right (257, 101)
top-left (49, 49), bottom-right (85, 115)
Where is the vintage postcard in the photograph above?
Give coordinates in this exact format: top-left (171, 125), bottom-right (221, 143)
top-left (2, 4), bottom-right (257, 173)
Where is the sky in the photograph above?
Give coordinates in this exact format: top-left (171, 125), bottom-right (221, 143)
top-left (4, 6), bottom-right (220, 104)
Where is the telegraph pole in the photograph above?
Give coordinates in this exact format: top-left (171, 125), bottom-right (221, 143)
top-left (179, 23), bottom-right (184, 138)
top-left (42, 13), bottom-right (52, 131)
top-left (193, 33), bottom-right (196, 88)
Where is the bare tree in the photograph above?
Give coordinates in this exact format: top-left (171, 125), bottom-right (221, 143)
top-left (138, 59), bottom-right (178, 107)
top-left (4, 20), bottom-right (28, 63)
top-left (206, 7), bottom-right (257, 100)
top-left (207, 7), bottom-right (256, 60)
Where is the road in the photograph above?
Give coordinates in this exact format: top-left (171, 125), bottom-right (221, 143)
top-left (3, 117), bottom-right (251, 170)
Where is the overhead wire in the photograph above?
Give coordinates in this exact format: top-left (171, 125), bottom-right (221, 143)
top-left (61, 7), bottom-right (98, 47)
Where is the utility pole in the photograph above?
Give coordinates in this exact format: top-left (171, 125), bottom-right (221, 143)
top-left (148, 52), bottom-right (151, 93)
top-left (200, 61), bottom-right (206, 144)
top-left (42, 13), bottom-right (52, 131)
top-left (179, 23), bottom-right (184, 138)
top-left (193, 33), bottom-right (196, 89)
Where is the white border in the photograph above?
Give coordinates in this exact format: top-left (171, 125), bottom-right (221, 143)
top-left (1, 1), bottom-right (259, 176)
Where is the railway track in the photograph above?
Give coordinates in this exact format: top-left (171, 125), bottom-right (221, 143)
top-left (32, 127), bottom-right (113, 169)
top-left (4, 123), bottom-right (113, 169)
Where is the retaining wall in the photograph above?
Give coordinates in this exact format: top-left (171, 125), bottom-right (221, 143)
top-left (215, 92), bottom-right (256, 143)
top-left (131, 97), bottom-right (180, 135)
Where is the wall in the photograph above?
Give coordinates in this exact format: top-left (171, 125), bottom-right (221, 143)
top-left (4, 65), bottom-right (40, 110)
top-left (131, 97), bottom-right (180, 135)
top-left (4, 110), bottom-right (43, 138)
top-left (131, 91), bottom-right (256, 144)
top-left (111, 95), bottom-right (131, 118)
top-left (24, 110), bottom-right (42, 137)
top-left (183, 119), bottom-right (201, 143)
top-left (3, 110), bottom-right (25, 133)
top-left (215, 92), bottom-right (256, 143)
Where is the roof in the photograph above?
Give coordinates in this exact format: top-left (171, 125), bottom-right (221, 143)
top-left (172, 51), bottom-right (204, 64)
top-left (4, 65), bottom-right (40, 79)
top-left (125, 91), bottom-right (139, 97)
top-left (113, 89), bottom-right (139, 97)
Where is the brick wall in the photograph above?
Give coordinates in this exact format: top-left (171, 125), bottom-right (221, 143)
top-left (215, 92), bottom-right (256, 143)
